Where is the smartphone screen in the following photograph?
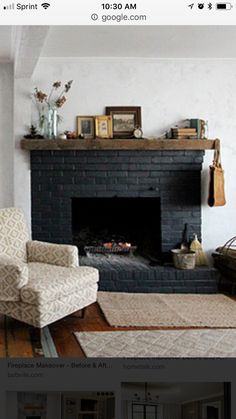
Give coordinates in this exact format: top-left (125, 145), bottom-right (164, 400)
top-left (0, 1), bottom-right (235, 418)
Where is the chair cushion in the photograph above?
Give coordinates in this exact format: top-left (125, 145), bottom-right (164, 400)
top-left (0, 208), bottom-right (29, 262)
top-left (20, 262), bottom-right (99, 305)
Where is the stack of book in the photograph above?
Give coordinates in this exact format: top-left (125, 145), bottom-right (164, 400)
top-left (171, 128), bottom-right (197, 139)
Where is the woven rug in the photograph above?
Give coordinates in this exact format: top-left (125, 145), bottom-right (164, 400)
top-left (97, 292), bottom-right (236, 328)
top-left (75, 329), bottom-right (236, 358)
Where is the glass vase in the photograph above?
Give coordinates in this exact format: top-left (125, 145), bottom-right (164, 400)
top-left (47, 106), bottom-right (58, 139)
top-left (38, 112), bottom-right (46, 138)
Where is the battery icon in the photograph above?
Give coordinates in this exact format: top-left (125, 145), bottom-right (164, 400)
top-left (216, 3), bottom-right (233, 9)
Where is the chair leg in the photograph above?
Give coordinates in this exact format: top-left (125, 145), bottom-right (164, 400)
top-left (72, 307), bottom-right (87, 319)
top-left (79, 307), bottom-right (86, 319)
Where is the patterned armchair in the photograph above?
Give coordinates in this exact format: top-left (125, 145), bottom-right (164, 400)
top-left (0, 208), bottom-right (99, 328)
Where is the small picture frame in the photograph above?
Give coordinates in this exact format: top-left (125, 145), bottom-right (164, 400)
top-left (95, 115), bottom-right (113, 139)
top-left (106, 106), bottom-right (142, 138)
top-left (77, 116), bottom-right (95, 139)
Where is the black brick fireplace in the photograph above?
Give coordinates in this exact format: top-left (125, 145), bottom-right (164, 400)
top-left (30, 149), bottom-right (219, 293)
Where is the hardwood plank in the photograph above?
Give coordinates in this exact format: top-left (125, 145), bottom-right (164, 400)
top-left (21, 138), bottom-right (216, 151)
top-left (0, 315), bottom-right (6, 357)
top-left (6, 317), bottom-right (34, 358)
top-left (49, 319), bottom-right (84, 358)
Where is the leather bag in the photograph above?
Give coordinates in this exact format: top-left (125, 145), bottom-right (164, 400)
top-left (208, 139), bottom-right (226, 207)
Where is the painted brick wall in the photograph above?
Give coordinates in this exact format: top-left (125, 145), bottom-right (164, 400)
top-left (31, 149), bottom-right (204, 255)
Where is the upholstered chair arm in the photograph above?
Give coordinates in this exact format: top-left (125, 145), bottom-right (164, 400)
top-left (0, 255), bottom-right (29, 301)
top-left (26, 241), bottom-right (79, 267)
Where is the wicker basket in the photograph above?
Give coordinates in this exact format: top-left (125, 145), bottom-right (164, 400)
top-left (171, 249), bottom-right (196, 270)
top-left (213, 236), bottom-right (236, 281)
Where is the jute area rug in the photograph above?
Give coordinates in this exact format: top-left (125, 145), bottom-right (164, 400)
top-left (97, 292), bottom-right (236, 328)
top-left (75, 329), bottom-right (236, 358)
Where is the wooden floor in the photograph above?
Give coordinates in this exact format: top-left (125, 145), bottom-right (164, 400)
top-left (1, 303), bottom-right (146, 358)
top-left (1, 296), bottom-right (235, 358)
top-left (0, 303), bottom-right (183, 358)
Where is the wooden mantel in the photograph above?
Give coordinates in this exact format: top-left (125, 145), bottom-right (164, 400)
top-left (21, 138), bottom-right (217, 151)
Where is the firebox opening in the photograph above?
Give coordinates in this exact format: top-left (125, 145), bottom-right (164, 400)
top-left (72, 197), bottom-right (161, 259)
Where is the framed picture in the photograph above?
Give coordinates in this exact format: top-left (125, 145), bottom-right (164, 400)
top-left (77, 116), bottom-right (95, 139)
top-left (106, 106), bottom-right (142, 138)
top-left (95, 115), bottom-right (113, 139)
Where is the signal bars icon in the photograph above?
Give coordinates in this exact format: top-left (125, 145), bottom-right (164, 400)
top-left (3, 3), bottom-right (14, 9)
top-left (41, 2), bottom-right (50, 9)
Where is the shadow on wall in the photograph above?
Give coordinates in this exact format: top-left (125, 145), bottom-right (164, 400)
top-left (201, 168), bottom-right (210, 207)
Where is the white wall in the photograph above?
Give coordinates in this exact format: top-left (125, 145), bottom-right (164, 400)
top-left (0, 63), bottom-right (14, 208)
top-left (23, 57), bottom-right (236, 253)
top-left (14, 77), bottom-right (31, 228)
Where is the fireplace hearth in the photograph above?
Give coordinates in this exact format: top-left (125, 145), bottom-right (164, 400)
top-left (30, 149), bottom-right (220, 293)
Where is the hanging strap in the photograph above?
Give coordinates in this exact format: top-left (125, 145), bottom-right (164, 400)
top-left (212, 139), bottom-right (222, 168)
